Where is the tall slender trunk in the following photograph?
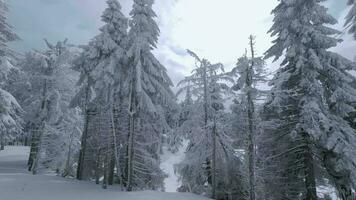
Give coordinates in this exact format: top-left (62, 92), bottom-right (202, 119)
top-left (77, 84), bottom-right (91, 180)
top-left (111, 106), bottom-right (122, 187)
top-left (127, 112), bottom-right (134, 191)
top-left (102, 146), bottom-right (109, 189)
top-left (103, 101), bottom-right (112, 189)
top-left (202, 61), bottom-right (211, 190)
top-left (127, 77), bottom-right (136, 191)
top-left (127, 59), bottom-right (142, 191)
top-left (108, 156), bottom-right (115, 185)
top-left (28, 79), bottom-right (48, 171)
top-left (31, 122), bottom-right (45, 174)
top-left (302, 133), bottom-right (317, 200)
top-left (95, 150), bottom-right (101, 185)
top-left (63, 130), bottom-right (73, 177)
top-left (247, 35), bottom-right (256, 200)
top-left (203, 61), bottom-right (208, 126)
top-left (28, 128), bottom-right (37, 169)
top-left (212, 117), bottom-right (217, 199)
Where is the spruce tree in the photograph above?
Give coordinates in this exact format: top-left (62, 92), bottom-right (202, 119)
top-left (176, 50), bottom-right (245, 199)
top-left (125, 0), bottom-right (175, 191)
top-left (0, 89), bottom-right (22, 150)
top-left (24, 39), bottom-right (81, 175)
top-left (72, 0), bottom-right (128, 182)
top-left (262, 0), bottom-right (356, 199)
top-left (230, 36), bottom-right (267, 200)
top-left (0, 0), bottom-right (20, 57)
top-left (0, 0), bottom-right (22, 150)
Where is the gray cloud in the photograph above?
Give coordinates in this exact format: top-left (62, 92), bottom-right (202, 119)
top-left (5, 0), bottom-right (353, 87)
top-left (7, 0), bottom-right (104, 52)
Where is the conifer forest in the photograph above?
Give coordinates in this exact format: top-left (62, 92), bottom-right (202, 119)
top-left (0, 0), bottom-right (356, 200)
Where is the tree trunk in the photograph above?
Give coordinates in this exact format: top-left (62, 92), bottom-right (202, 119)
top-left (77, 84), bottom-right (91, 180)
top-left (108, 156), bottom-right (115, 185)
top-left (211, 118), bottom-right (217, 199)
top-left (202, 61), bottom-right (214, 196)
top-left (247, 35), bottom-right (256, 200)
top-left (31, 123), bottom-right (45, 175)
top-left (110, 105), bottom-right (121, 186)
top-left (76, 110), bottom-right (89, 180)
top-left (103, 109), bottom-right (111, 189)
top-left (102, 151), bottom-right (108, 189)
top-left (127, 68), bottom-right (139, 192)
top-left (95, 150), bottom-right (101, 185)
top-left (127, 113), bottom-right (134, 191)
top-left (0, 133), bottom-right (4, 150)
top-left (303, 133), bottom-right (317, 200)
top-left (28, 79), bottom-right (48, 172)
top-left (203, 61), bottom-right (208, 126)
top-left (63, 131), bottom-right (73, 177)
top-left (27, 129), bottom-right (38, 170)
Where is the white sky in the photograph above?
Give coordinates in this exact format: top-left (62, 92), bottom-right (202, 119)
top-left (153, 0), bottom-right (278, 84)
top-left (8, 0), bottom-right (356, 85)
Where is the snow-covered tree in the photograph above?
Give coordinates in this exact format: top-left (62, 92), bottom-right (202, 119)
top-left (229, 36), bottom-right (267, 200)
top-left (176, 50), bottom-right (245, 199)
top-left (72, 0), bottom-right (128, 184)
top-left (122, 0), bottom-right (176, 191)
top-left (23, 39), bottom-right (82, 175)
top-left (0, 89), bottom-right (22, 150)
top-left (261, 0), bottom-right (356, 199)
top-left (168, 81), bottom-right (195, 154)
top-left (0, 0), bottom-right (22, 150)
top-left (346, 0), bottom-right (356, 39)
top-left (0, 0), bottom-right (20, 57)
top-left (0, 57), bottom-right (23, 149)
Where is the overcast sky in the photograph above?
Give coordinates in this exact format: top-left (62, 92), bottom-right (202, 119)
top-left (6, 0), bottom-right (356, 85)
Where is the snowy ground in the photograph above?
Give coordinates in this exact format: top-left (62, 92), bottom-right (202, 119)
top-left (0, 146), bottom-right (210, 200)
top-left (160, 140), bottom-right (189, 192)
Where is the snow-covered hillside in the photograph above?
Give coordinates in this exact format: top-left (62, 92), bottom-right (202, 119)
top-left (0, 146), bottom-right (210, 200)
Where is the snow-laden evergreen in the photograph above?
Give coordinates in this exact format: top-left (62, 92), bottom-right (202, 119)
top-left (71, 0), bottom-right (128, 184)
top-left (261, 0), bottom-right (356, 199)
top-left (176, 50), bottom-right (246, 199)
top-left (72, 0), bottom-right (176, 191)
top-left (2, 0), bottom-right (356, 199)
top-left (0, 88), bottom-right (22, 150)
top-left (123, 0), bottom-right (176, 191)
top-left (0, 56), bottom-right (23, 150)
top-left (0, 0), bottom-right (19, 57)
top-left (19, 39), bottom-right (82, 176)
top-left (229, 36), bottom-right (267, 200)
top-left (346, 0), bottom-right (356, 39)
top-left (0, 0), bottom-right (22, 151)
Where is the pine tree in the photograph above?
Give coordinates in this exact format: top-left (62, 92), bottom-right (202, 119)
top-left (124, 0), bottom-right (175, 191)
top-left (72, 0), bottom-right (128, 183)
top-left (0, 0), bottom-right (20, 57)
top-left (0, 88), bottom-right (22, 150)
top-left (229, 36), bottom-right (267, 200)
top-left (176, 50), bottom-right (245, 199)
top-left (24, 39), bottom-right (82, 175)
top-left (346, 0), bottom-right (356, 39)
top-left (0, 0), bottom-right (22, 150)
top-left (262, 0), bottom-right (356, 199)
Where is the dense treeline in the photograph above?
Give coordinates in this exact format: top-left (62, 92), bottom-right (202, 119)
top-left (1, 0), bottom-right (356, 200)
